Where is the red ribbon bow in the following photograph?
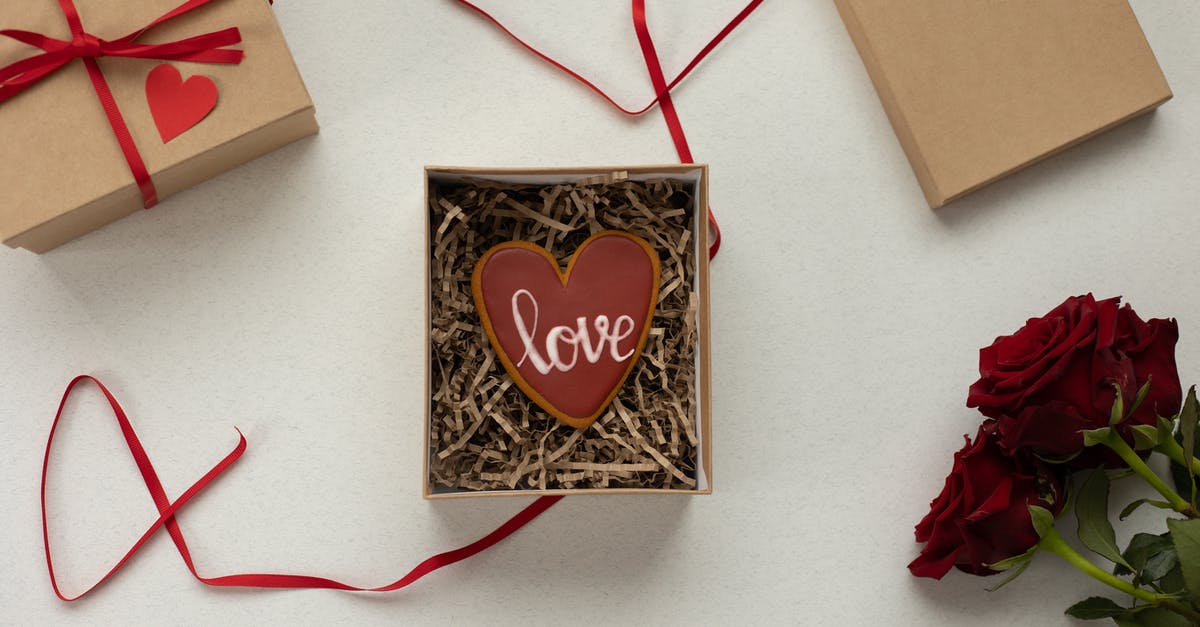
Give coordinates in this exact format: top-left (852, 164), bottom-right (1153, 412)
top-left (0, 0), bottom-right (244, 208)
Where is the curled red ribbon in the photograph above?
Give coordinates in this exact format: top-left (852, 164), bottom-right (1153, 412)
top-left (43, 375), bottom-right (564, 600)
top-left (454, 0), bottom-right (764, 259)
top-left (0, 0), bottom-right (246, 208)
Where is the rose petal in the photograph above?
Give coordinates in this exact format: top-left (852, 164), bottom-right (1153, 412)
top-left (909, 545), bottom-right (962, 579)
top-left (966, 476), bottom-right (1013, 522)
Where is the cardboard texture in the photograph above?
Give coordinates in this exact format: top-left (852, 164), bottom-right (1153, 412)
top-left (835, 0), bottom-right (1172, 208)
top-left (0, 0), bottom-right (317, 252)
top-left (423, 165), bottom-right (712, 498)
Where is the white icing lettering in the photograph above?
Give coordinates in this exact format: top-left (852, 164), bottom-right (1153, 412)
top-left (511, 290), bottom-right (638, 374)
top-left (513, 289), bottom-right (552, 374)
top-left (609, 315), bottom-right (636, 361)
top-left (545, 325), bottom-right (580, 371)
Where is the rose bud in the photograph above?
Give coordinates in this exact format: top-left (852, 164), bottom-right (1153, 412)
top-left (966, 294), bottom-right (1180, 466)
top-left (909, 422), bottom-right (1063, 579)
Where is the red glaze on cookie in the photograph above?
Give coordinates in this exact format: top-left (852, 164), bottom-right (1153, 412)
top-left (471, 231), bottom-right (661, 429)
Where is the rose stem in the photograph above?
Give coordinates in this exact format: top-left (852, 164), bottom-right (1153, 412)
top-left (1039, 527), bottom-right (1156, 601)
top-left (1100, 432), bottom-right (1199, 518)
top-left (1038, 527), bottom-right (1200, 623)
top-left (1156, 436), bottom-right (1200, 478)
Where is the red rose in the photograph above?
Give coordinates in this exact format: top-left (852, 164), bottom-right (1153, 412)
top-left (1108, 303), bottom-right (1182, 426)
top-left (966, 294), bottom-right (1180, 463)
top-left (909, 423), bottom-right (1063, 579)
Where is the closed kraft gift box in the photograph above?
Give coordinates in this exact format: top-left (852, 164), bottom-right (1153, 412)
top-left (835, 0), bottom-right (1172, 208)
top-left (424, 165), bottom-right (712, 498)
top-left (0, 0), bottom-right (316, 253)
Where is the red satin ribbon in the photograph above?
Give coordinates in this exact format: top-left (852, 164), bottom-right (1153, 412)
top-left (631, 0), bottom-right (722, 256)
top-left (0, 0), bottom-right (245, 208)
top-left (43, 375), bottom-right (564, 600)
top-left (453, 0), bottom-right (764, 259)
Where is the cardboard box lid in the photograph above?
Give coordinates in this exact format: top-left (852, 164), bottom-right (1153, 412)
top-left (836, 0), bottom-right (1172, 207)
top-left (0, 0), bottom-right (314, 242)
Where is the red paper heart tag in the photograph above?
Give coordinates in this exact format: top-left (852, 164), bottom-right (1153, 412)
top-left (471, 231), bottom-right (661, 429)
top-left (145, 63), bottom-right (218, 143)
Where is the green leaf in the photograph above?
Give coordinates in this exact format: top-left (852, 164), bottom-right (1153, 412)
top-left (1112, 384), bottom-right (1127, 426)
top-left (1116, 533), bottom-right (1175, 576)
top-left (1169, 421), bottom-right (1200, 500)
top-left (1065, 596), bottom-right (1128, 620)
top-left (1119, 499), bottom-right (1174, 521)
top-left (1158, 415), bottom-right (1177, 445)
top-left (1142, 545), bottom-right (1180, 584)
top-left (1128, 377), bottom-right (1154, 421)
top-left (1181, 387), bottom-right (1199, 505)
top-left (986, 545), bottom-right (1037, 572)
top-left (1158, 564), bottom-right (1187, 594)
top-left (1029, 504), bottom-right (1055, 539)
top-left (985, 557), bottom-right (1031, 592)
top-left (1167, 518), bottom-right (1200, 598)
top-left (1084, 427), bottom-right (1115, 447)
top-left (1182, 387), bottom-right (1198, 452)
top-left (1076, 470), bottom-right (1135, 570)
top-left (1132, 424), bottom-right (1162, 450)
top-left (1114, 607), bottom-right (1194, 627)
top-left (1169, 438), bottom-right (1197, 499)
top-left (1115, 532), bottom-right (1180, 587)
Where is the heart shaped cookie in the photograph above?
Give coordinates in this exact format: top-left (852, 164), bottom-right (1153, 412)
top-left (472, 231), bottom-right (661, 429)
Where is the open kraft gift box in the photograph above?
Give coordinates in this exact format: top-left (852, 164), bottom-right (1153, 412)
top-left (424, 165), bottom-right (713, 498)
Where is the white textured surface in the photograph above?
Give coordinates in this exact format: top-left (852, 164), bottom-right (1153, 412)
top-left (2, 1), bottom-right (1199, 625)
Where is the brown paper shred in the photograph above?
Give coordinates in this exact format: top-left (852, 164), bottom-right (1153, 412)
top-left (470, 349), bottom-right (495, 391)
top-left (491, 411), bottom-right (521, 441)
top-left (610, 398), bottom-right (644, 445)
top-left (437, 404), bottom-right (485, 460)
top-left (428, 176), bottom-right (698, 491)
top-left (503, 197), bottom-right (572, 232)
top-left (591, 421), bottom-right (639, 454)
top-left (676, 226), bottom-right (692, 254)
top-left (547, 462), bottom-right (660, 472)
top-left (625, 190), bottom-right (670, 228)
top-left (657, 277), bottom-right (683, 304)
top-left (642, 347), bottom-right (666, 370)
top-left (546, 429), bottom-right (583, 462)
top-left (508, 450), bottom-right (533, 489)
top-left (435, 199), bottom-right (463, 234)
top-left (651, 421), bottom-right (667, 446)
top-left (574, 170), bottom-right (628, 186)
